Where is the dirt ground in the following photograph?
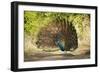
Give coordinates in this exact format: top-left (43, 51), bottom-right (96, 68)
top-left (24, 50), bottom-right (90, 62)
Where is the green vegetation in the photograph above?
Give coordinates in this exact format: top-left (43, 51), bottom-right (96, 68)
top-left (24, 11), bottom-right (90, 40)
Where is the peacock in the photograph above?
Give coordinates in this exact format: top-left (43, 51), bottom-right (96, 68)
top-left (36, 19), bottom-right (78, 52)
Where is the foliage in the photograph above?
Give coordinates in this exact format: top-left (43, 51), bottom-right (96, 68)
top-left (24, 11), bottom-right (90, 42)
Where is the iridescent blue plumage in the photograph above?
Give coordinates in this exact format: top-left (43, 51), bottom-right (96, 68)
top-left (54, 33), bottom-right (65, 51)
